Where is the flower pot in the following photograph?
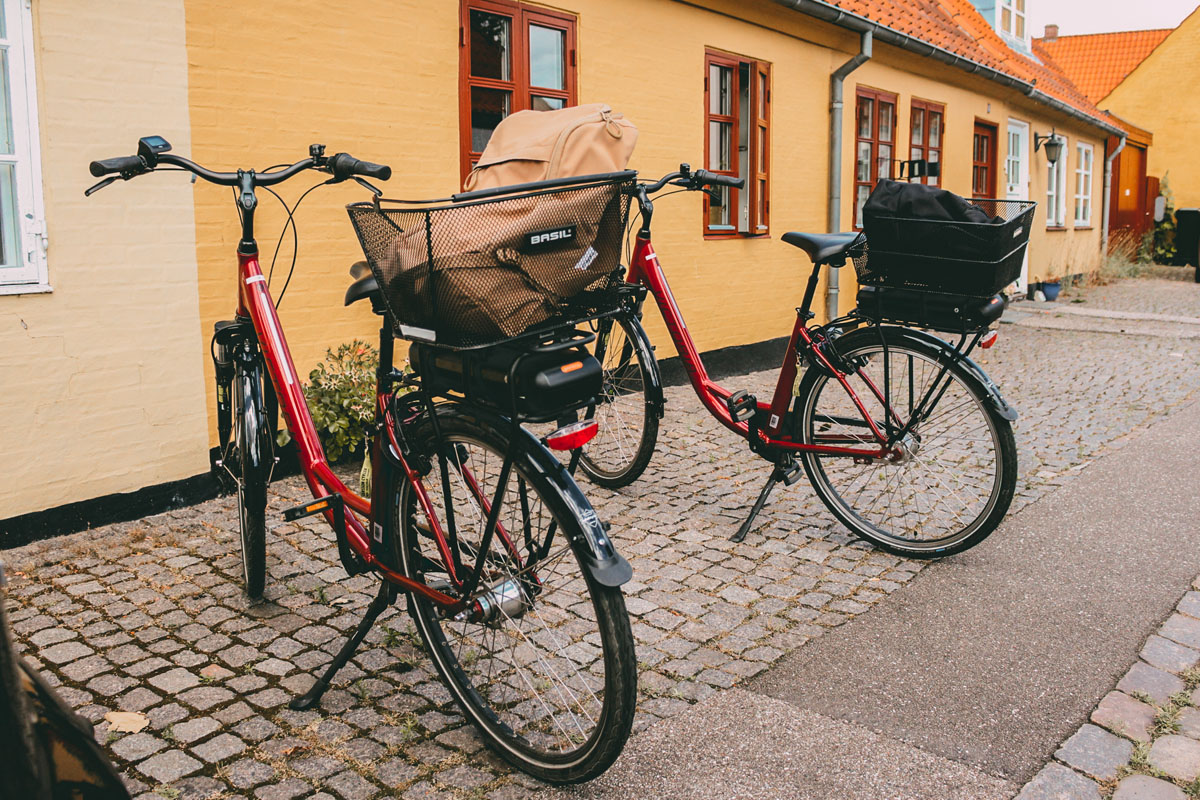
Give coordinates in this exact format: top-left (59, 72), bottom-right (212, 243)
top-left (1042, 281), bottom-right (1062, 301)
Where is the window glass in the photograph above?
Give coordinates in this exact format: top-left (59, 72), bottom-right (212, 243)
top-left (709, 120), bottom-right (732, 171)
top-left (469, 10), bottom-right (510, 80)
top-left (528, 24), bottom-right (563, 89)
top-left (879, 103), bottom-right (894, 143)
top-left (929, 112), bottom-right (941, 148)
top-left (857, 96), bottom-right (873, 138)
top-left (910, 108), bottom-right (923, 147)
top-left (710, 64), bottom-right (731, 115)
top-left (470, 87), bottom-right (510, 152)
top-left (704, 53), bottom-right (770, 235)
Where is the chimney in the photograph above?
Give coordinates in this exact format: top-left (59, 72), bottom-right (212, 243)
top-left (1043, 24), bottom-right (1059, 41)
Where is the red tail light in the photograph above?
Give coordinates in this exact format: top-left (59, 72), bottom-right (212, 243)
top-left (980, 330), bottom-right (999, 349)
top-left (544, 420), bottom-right (598, 451)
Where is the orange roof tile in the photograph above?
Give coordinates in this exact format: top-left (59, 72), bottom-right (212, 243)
top-left (796, 0), bottom-right (1121, 132)
top-left (1034, 29), bottom-right (1172, 103)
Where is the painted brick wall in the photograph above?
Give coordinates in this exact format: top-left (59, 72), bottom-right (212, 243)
top-left (0, 0), bottom-right (209, 519)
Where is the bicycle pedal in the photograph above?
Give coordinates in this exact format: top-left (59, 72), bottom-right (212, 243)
top-left (726, 390), bottom-right (758, 423)
top-left (282, 494), bottom-right (343, 522)
top-left (778, 460), bottom-right (802, 486)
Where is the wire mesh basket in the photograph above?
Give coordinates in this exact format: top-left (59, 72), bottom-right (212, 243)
top-left (857, 199), bottom-right (1037, 297)
top-left (347, 174), bottom-right (634, 347)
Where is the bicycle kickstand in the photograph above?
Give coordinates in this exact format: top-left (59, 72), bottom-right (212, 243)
top-left (289, 579), bottom-right (397, 710)
top-left (730, 457), bottom-right (802, 543)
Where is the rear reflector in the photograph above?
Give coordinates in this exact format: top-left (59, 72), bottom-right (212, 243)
top-left (980, 330), bottom-right (999, 349)
top-left (544, 419), bottom-right (599, 451)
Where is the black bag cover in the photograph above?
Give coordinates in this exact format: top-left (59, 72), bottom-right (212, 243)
top-left (863, 179), bottom-right (996, 223)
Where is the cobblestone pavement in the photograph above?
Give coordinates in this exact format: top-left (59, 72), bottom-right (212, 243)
top-left (1016, 577), bottom-right (1200, 800)
top-left (5, 277), bottom-right (1200, 799)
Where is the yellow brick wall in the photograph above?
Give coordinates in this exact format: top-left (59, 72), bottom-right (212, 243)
top-left (1102, 8), bottom-right (1200, 208)
top-left (0, 0), bottom-right (209, 518)
top-left (181, 0), bottom-right (1106, 447)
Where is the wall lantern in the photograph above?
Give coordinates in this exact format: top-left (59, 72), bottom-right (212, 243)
top-left (1034, 128), bottom-right (1064, 165)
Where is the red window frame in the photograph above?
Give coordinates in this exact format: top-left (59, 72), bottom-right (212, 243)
top-left (703, 49), bottom-right (771, 238)
top-left (458, 0), bottom-right (578, 185)
top-left (853, 86), bottom-right (896, 229)
top-left (909, 99), bottom-right (944, 187)
top-left (972, 120), bottom-right (998, 199)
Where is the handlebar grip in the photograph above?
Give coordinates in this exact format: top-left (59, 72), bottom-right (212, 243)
top-left (328, 152), bottom-right (392, 182)
top-left (693, 169), bottom-right (745, 189)
top-left (89, 155), bottom-right (146, 178)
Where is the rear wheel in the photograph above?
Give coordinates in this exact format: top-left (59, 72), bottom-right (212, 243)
top-left (793, 327), bottom-right (1016, 558)
top-left (392, 406), bottom-right (637, 783)
top-left (233, 363), bottom-right (269, 599)
top-left (579, 315), bottom-right (659, 488)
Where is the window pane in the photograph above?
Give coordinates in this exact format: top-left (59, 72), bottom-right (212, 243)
top-left (710, 64), bottom-right (732, 115)
top-left (470, 10), bottom-right (510, 81)
top-left (529, 24), bottom-right (564, 90)
top-left (1016, 0), bottom-right (1025, 11)
top-left (929, 113), bottom-right (942, 147)
top-left (1015, 14), bottom-right (1025, 38)
top-left (531, 95), bottom-right (564, 111)
top-left (709, 121), bottom-right (732, 171)
top-left (911, 108), bottom-right (924, 146)
top-left (879, 102), bottom-right (894, 142)
top-left (0, 3), bottom-right (7, 40)
top-left (0, 163), bottom-right (20, 268)
top-left (1001, 7), bottom-right (1012, 33)
top-left (758, 127), bottom-right (766, 171)
top-left (856, 141), bottom-right (872, 182)
top-left (911, 145), bottom-right (924, 162)
top-left (856, 184), bottom-right (870, 227)
top-left (708, 185), bottom-right (730, 228)
top-left (759, 73), bottom-right (768, 117)
top-left (0, 50), bottom-right (13, 155)
top-left (471, 87), bottom-right (510, 152)
top-left (758, 179), bottom-right (766, 226)
top-left (857, 96), bottom-right (873, 138)
top-left (877, 143), bottom-right (891, 180)
top-left (928, 150), bottom-right (940, 186)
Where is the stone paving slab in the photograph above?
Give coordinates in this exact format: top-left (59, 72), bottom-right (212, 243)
top-left (547, 689), bottom-right (1017, 800)
top-left (4, 277), bottom-right (1200, 798)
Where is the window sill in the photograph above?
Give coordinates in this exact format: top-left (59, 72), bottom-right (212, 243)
top-left (1074, 225), bottom-right (1094, 231)
top-left (0, 282), bottom-right (52, 296)
top-left (704, 232), bottom-right (772, 241)
top-left (1045, 226), bottom-right (1069, 232)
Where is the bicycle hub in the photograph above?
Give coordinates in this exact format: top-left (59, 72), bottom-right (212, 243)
top-left (457, 579), bottom-right (530, 627)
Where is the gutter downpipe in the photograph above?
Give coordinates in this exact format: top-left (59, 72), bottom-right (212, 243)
top-left (826, 30), bottom-right (872, 322)
top-left (1101, 134), bottom-right (1127, 257)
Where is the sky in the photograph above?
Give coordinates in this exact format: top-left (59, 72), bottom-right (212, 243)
top-left (1028, 0), bottom-right (1199, 36)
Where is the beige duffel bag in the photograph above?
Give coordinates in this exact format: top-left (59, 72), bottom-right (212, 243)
top-left (464, 103), bottom-right (638, 191)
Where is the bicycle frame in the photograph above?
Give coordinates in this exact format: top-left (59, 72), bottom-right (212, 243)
top-left (625, 235), bottom-right (894, 459)
top-left (236, 248), bottom-right (495, 614)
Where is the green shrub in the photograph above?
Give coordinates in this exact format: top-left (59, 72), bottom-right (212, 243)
top-left (1155, 175), bottom-right (1178, 264)
top-left (280, 341), bottom-right (377, 462)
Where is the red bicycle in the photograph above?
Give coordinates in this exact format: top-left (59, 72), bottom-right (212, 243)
top-left (577, 165), bottom-right (1021, 558)
top-left (85, 139), bottom-right (636, 783)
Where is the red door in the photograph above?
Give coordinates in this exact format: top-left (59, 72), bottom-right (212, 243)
top-left (1110, 144), bottom-right (1149, 236)
top-left (972, 121), bottom-right (998, 199)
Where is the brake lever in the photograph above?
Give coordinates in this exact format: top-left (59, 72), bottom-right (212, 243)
top-left (702, 187), bottom-right (720, 201)
top-left (84, 176), bottom-right (119, 197)
top-left (353, 176), bottom-right (383, 196)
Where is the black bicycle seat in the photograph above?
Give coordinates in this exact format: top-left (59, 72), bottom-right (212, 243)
top-left (782, 231), bottom-right (865, 265)
top-left (345, 260), bottom-right (381, 307)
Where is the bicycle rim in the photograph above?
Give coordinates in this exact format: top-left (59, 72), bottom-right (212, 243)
top-left (579, 317), bottom-right (657, 487)
top-left (797, 333), bottom-right (1011, 554)
top-left (394, 412), bottom-right (635, 781)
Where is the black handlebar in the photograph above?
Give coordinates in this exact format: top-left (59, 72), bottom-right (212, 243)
top-left (89, 155), bottom-right (146, 178)
top-left (692, 169), bottom-right (745, 189)
top-left (328, 153), bottom-right (392, 182)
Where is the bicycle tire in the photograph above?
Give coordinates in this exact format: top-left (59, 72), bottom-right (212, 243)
top-left (234, 363), bottom-right (269, 599)
top-left (793, 326), bottom-right (1017, 558)
top-left (390, 404), bottom-right (636, 783)
top-left (579, 314), bottom-right (659, 488)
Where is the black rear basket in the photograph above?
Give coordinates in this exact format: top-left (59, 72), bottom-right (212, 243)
top-left (346, 172), bottom-right (635, 348)
top-left (856, 285), bottom-right (1007, 333)
top-left (858, 199), bottom-right (1036, 297)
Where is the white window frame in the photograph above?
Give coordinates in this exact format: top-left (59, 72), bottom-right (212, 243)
top-left (1046, 136), bottom-right (1068, 228)
top-left (998, 0), bottom-right (1029, 50)
top-left (0, 0), bottom-right (48, 295)
top-left (1074, 142), bottom-right (1094, 227)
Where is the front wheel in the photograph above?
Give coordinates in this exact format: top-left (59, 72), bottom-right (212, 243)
top-left (391, 405), bottom-right (637, 783)
top-left (233, 363), bottom-right (270, 599)
top-left (578, 314), bottom-right (660, 488)
top-left (793, 326), bottom-right (1017, 558)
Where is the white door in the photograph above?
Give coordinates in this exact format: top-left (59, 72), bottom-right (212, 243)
top-left (1005, 119), bottom-right (1031, 294)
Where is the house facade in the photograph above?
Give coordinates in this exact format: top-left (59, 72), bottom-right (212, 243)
top-left (1, 0), bottom-right (1117, 534)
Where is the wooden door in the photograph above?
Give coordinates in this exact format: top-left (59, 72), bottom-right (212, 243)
top-left (1110, 145), bottom-right (1149, 236)
top-left (972, 121), bottom-right (998, 199)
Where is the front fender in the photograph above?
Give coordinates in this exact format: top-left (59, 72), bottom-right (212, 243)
top-left (626, 312), bottom-right (665, 418)
top-left (891, 327), bottom-right (1018, 422)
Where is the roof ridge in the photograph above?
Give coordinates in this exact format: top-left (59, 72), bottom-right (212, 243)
top-left (1034, 28), bottom-right (1174, 41)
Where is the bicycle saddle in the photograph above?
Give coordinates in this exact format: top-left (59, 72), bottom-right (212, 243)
top-left (345, 260), bottom-right (381, 307)
top-left (782, 231), bottom-right (865, 265)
